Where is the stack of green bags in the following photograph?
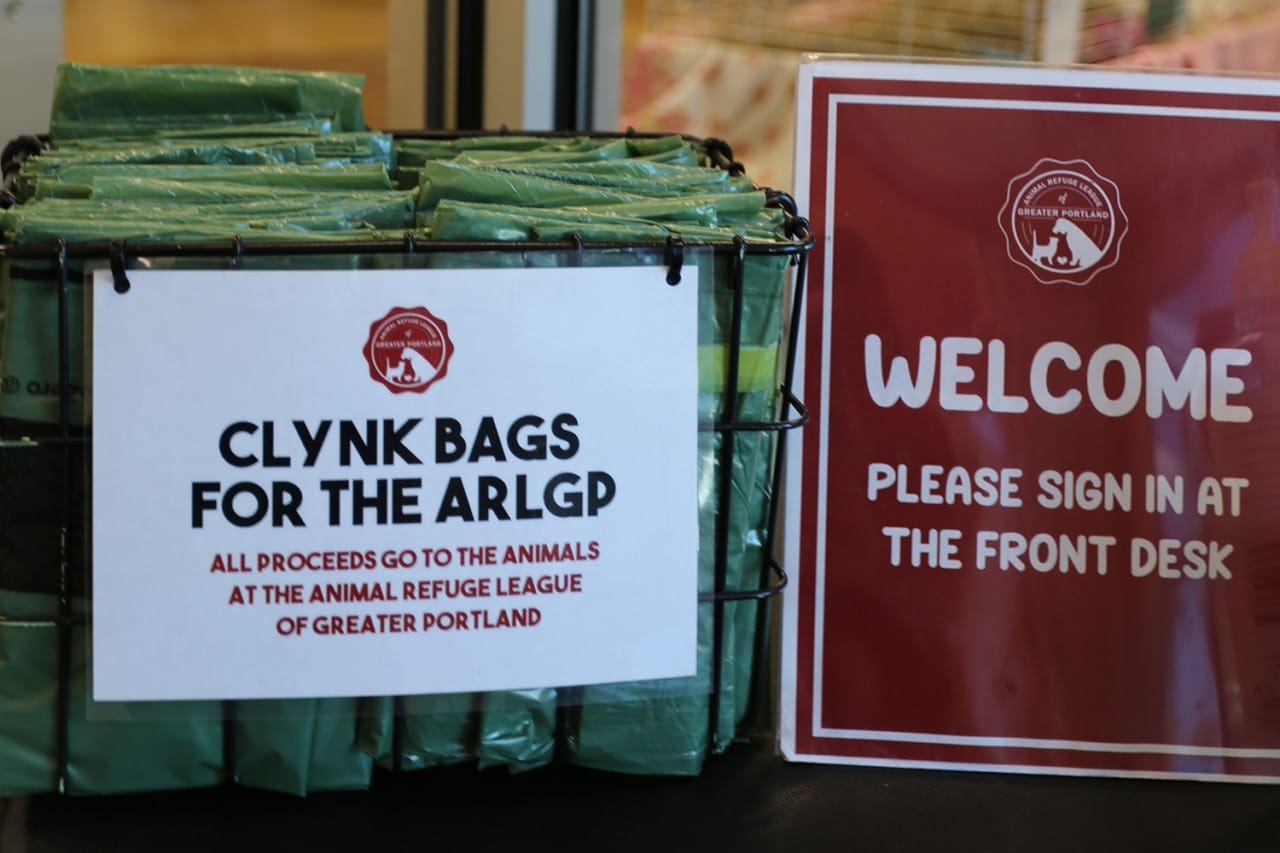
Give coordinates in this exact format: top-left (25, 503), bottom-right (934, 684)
top-left (1, 63), bottom-right (406, 798)
top-left (0, 63), bottom-right (797, 795)
top-left (1, 64), bottom-right (410, 428)
top-left (376, 134), bottom-right (792, 777)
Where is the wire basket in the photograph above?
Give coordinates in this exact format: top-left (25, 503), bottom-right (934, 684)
top-left (0, 131), bottom-right (812, 795)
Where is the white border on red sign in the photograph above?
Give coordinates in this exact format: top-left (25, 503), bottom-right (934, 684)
top-left (782, 59), bottom-right (1280, 777)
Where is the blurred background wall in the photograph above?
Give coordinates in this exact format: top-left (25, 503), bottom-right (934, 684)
top-left (3, 0), bottom-right (1280, 188)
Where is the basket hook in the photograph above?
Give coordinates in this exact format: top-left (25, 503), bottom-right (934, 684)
top-left (664, 234), bottom-right (684, 285)
top-left (109, 240), bottom-right (130, 294)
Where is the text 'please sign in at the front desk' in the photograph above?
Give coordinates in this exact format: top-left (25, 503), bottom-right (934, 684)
top-left (870, 464), bottom-right (1243, 579)
top-left (864, 333), bottom-right (1251, 581)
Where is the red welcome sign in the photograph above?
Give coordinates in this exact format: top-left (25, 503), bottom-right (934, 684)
top-left (781, 60), bottom-right (1280, 782)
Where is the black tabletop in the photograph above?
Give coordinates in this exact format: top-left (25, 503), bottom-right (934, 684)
top-left (4, 739), bottom-right (1280, 852)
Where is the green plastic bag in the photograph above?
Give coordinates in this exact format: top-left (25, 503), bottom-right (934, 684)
top-left (0, 592), bottom-right (227, 796)
top-left (235, 699), bottom-right (374, 795)
top-left (49, 64), bottom-right (365, 142)
top-left (33, 163), bottom-right (393, 200)
top-left (476, 689), bottom-right (557, 773)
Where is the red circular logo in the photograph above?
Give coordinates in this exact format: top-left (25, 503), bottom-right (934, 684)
top-left (999, 158), bottom-right (1128, 286)
top-left (362, 307), bottom-right (454, 394)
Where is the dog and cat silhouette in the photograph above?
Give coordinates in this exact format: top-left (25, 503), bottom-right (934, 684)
top-left (382, 346), bottom-right (437, 385)
top-left (1028, 216), bottom-right (1104, 270)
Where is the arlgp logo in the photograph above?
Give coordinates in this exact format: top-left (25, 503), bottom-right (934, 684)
top-left (363, 306), bottom-right (454, 394)
top-left (999, 158), bottom-right (1128, 286)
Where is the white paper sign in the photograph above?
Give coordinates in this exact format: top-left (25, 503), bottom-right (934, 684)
top-left (91, 265), bottom-right (698, 701)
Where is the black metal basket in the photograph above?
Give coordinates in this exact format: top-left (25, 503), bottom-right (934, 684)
top-left (0, 132), bottom-right (811, 793)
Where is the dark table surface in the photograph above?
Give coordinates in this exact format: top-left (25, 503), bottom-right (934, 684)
top-left (4, 739), bottom-right (1280, 852)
